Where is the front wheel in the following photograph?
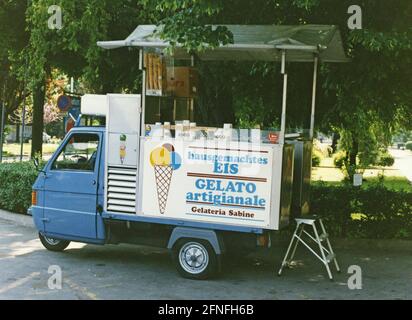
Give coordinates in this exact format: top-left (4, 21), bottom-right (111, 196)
top-left (172, 239), bottom-right (218, 280)
top-left (39, 233), bottom-right (70, 252)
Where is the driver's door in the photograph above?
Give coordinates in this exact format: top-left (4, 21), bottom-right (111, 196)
top-left (43, 131), bottom-right (101, 240)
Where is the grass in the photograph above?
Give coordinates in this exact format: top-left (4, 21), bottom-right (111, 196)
top-left (312, 156), bottom-right (411, 192)
top-left (2, 143), bottom-right (60, 157)
top-left (363, 176), bottom-right (412, 192)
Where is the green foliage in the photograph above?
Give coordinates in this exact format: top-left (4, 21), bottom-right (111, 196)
top-left (311, 182), bottom-right (412, 239)
top-left (147, 0), bottom-right (234, 53)
top-left (377, 152), bottom-right (395, 167)
top-left (1, 1), bottom-right (411, 162)
top-left (234, 96), bottom-right (279, 129)
top-left (333, 150), bottom-right (347, 168)
top-left (0, 162), bottom-right (38, 214)
top-left (292, 0), bottom-right (320, 10)
top-left (311, 150), bottom-right (322, 167)
top-left (312, 140), bottom-right (331, 167)
top-left (0, 1), bottom-right (29, 118)
top-left (406, 141), bottom-right (412, 151)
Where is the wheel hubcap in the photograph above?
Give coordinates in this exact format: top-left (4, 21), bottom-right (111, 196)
top-left (44, 236), bottom-right (61, 246)
top-left (179, 242), bottom-right (209, 275)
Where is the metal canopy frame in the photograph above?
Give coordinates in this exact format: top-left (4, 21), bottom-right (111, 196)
top-left (98, 24), bottom-right (348, 143)
top-left (98, 24), bottom-right (348, 63)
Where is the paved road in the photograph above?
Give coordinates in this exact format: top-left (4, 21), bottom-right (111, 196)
top-left (0, 215), bottom-right (411, 300)
top-left (389, 148), bottom-right (412, 182)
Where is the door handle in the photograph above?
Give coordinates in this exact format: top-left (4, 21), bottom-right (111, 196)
top-left (92, 179), bottom-right (97, 185)
top-left (41, 218), bottom-right (50, 222)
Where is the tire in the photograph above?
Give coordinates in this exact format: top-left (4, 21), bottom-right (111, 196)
top-left (39, 233), bottom-right (70, 252)
top-left (172, 239), bottom-right (218, 280)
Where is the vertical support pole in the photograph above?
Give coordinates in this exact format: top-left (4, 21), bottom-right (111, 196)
top-left (139, 49), bottom-right (146, 137)
top-left (0, 97), bottom-right (5, 163)
top-left (20, 56), bottom-right (28, 162)
top-left (309, 55), bottom-right (318, 140)
top-left (190, 55), bottom-right (195, 122)
top-left (173, 99), bottom-right (177, 122)
top-left (20, 98), bottom-right (26, 161)
top-left (280, 50), bottom-right (287, 144)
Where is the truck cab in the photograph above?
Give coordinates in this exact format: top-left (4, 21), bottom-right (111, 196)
top-left (32, 126), bottom-right (106, 245)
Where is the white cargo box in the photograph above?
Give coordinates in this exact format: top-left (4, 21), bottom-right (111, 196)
top-left (102, 94), bottom-right (293, 231)
top-left (81, 94), bottom-right (108, 116)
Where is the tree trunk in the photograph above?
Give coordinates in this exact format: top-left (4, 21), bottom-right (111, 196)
top-left (31, 82), bottom-right (45, 158)
top-left (345, 135), bottom-right (359, 181)
top-left (15, 124), bottom-right (20, 143)
top-left (349, 136), bottom-right (358, 167)
top-left (331, 132), bottom-right (340, 153)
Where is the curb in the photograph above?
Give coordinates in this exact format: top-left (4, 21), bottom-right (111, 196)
top-left (0, 209), bottom-right (34, 228)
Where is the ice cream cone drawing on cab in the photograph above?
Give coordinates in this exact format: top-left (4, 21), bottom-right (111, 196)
top-left (149, 143), bottom-right (182, 214)
top-left (120, 134), bottom-right (127, 164)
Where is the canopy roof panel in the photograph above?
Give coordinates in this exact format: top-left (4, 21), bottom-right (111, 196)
top-left (97, 24), bottom-right (348, 62)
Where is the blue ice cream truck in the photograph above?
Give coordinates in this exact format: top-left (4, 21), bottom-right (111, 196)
top-left (30, 25), bottom-right (347, 279)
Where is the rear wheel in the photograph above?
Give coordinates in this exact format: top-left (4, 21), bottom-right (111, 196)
top-left (173, 239), bottom-right (218, 280)
top-left (39, 233), bottom-right (70, 252)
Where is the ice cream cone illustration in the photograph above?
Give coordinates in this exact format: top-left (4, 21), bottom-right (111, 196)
top-left (150, 143), bottom-right (181, 214)
top-left (120, 134), bottom-right (127, 164)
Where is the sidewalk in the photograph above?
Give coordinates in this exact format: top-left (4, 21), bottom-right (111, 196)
top-left (389, 148), bottom-right (412, 182)
top-left (1, 208), bottom-right (412, 299)
top-left (0, 209), bottom-right (34, 228)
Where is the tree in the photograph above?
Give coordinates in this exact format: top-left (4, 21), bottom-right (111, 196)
top-left (147, 0), bottom-right (412, 179)
top-left (4, 0), bottom-right (411, 167)
top-left (24, 0), bottom-right (148, 156)
top-left (0, 0), bottom-right (30, 128)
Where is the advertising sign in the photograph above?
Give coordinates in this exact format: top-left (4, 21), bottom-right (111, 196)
top-left (140, 139), bottom-right (274, 229)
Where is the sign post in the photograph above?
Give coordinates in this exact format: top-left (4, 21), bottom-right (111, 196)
top-left (0, 98), bottom-right (5, 163)
top-left (57, 94), bottom-right (81, 134)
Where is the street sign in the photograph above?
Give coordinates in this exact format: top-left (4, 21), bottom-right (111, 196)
top-left (57, 95), bottom-right (72, 112)
top-left (353, 173), bottom-right (363, 187)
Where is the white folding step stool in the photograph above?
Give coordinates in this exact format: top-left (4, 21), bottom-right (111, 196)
top-left (278, 216), bottom-right (340, 280)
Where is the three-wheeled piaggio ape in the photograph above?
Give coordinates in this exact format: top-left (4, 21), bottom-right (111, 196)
top-left (30, 25), bottom-right (347, 279)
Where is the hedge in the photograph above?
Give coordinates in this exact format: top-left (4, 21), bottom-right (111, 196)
top-left (311, 182), bottom-right (412, 239)
top-left (0, 162), bottom-right (38, 214)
